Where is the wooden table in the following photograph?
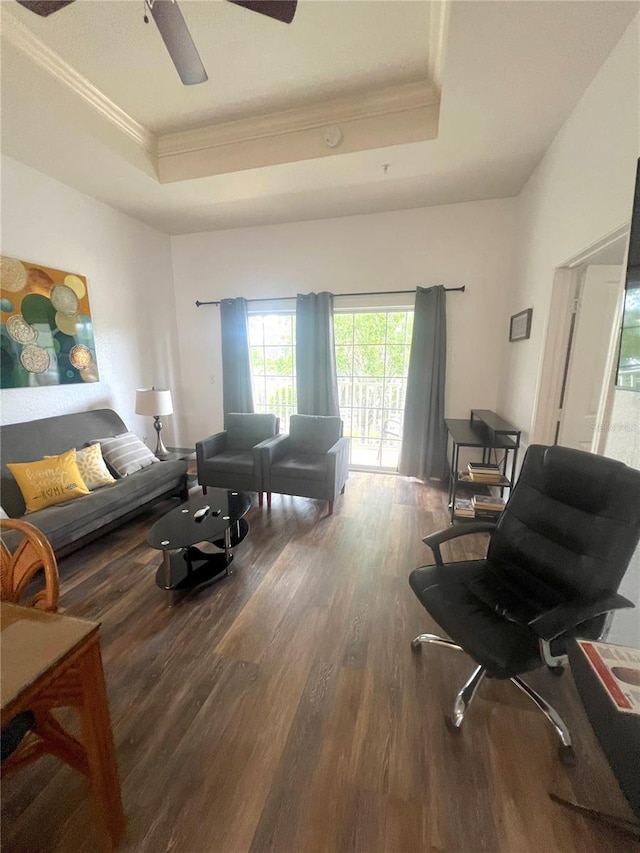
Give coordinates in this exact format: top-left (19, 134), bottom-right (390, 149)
top-left (1, 602), bottom-right (124, 850)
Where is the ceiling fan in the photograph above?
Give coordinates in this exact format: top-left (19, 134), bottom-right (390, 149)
top-left (15, 0), bottom-right (298, 86)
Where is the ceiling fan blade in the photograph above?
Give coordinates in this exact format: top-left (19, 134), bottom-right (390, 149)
top-left (228, 0), bottom-right (297, 25)
top-left (149, 0), bottom-right (208, 86)
top-left (15, 0), bottom-right (74, 16)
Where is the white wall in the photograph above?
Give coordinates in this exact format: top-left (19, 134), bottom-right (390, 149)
top-left (495, 14), bottom-right (640, 644)
top-left (497, 14), bottom-right (640, 445)
top-left (0, 156), bottom-right (181, 446)
top-left (170, 198), bottom-right (516, 446)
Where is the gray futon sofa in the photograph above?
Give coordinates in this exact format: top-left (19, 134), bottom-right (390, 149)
top-left (0, 409), bottom-right (188, 558)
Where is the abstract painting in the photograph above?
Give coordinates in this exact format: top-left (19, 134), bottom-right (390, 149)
top-left (0, 256), bottom-right (99, 388)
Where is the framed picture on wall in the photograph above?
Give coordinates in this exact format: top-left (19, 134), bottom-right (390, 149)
top-left (0, 255), bottom-right (99, 388)
top-left (509, 308), bottom-right (533, 342)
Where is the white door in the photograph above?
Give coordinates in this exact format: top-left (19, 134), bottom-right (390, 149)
top-left (557, 265), bottom-right (622, 451)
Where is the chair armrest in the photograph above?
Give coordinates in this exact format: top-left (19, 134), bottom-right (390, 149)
top-left (528, 593), bottom-right (635, 641)
top-left (422, 522), bottom-right (496, 566)
top-left (260, 435), bottom-right (291, 491)
top-left (261, 434), bottom-right (290, 464)
top-left (327, 436), bottom-right (350, 457)
top-left (196, 431), bottom-right (227, 466)
top-left (327, 436), bottom-right (350, 491)
top-left (252, 435), bottom-right (282, 480)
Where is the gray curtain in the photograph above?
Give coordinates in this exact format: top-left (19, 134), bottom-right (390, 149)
top-left (220, 297), bottom-right (254, 414)
top-left (296, 292), bottom-right (340, 416)
top-left (399, 285), bottom-right (447, 480)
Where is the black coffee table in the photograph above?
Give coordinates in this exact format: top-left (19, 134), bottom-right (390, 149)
top-left (148, 490), bottom-right (251, 601)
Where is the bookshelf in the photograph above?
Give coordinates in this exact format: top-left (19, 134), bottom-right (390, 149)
top-left (445, 410), bottom-right (521, 523)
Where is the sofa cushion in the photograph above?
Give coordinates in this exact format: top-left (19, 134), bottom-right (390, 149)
top-left (271, 453), bottom-right (328, 482)
top-left (24, 460), bottom-right (187, 551)
top-left (7, 449), bottom-right (90, 513)
top-left (0, 409), bottom-right (129, 517)
top-left (225, 413), bottom-right (278, 451)
top-left (91, 432), bottom-right (157, 476)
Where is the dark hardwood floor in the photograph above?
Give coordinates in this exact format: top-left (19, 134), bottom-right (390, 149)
top-left (2, 473), bottom-right (638, 853)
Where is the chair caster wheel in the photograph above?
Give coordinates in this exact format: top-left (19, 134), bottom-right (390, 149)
top-left (444, 714), bottom-right (462, 734)
top-left (558, 745), bottom-right (577, 766)
top-left (547, 665), bottom-right (565, 677)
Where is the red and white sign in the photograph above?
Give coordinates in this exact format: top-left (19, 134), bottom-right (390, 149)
top-left (578, 640), bottom-right (640, 715)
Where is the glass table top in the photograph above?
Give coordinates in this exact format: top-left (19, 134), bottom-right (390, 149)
top-left (147, 489), bottom-right (251, 551)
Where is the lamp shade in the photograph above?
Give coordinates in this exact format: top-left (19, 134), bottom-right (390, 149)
top-left (135, 388), bottom-right (173, 417)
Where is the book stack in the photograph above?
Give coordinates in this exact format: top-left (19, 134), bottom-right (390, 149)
top-left (472, 494), bottom-right (506, 521)
top-left (467, 462), bottom-right (503, 483)
top-left (453, 498), bottom-right (475, 518)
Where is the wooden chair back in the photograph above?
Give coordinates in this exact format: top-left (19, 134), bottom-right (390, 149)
top-left (0, 518), bottom-right (60, 611)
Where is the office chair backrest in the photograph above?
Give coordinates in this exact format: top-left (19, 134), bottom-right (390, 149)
top-left (488, 445), bottom-right (640, 605)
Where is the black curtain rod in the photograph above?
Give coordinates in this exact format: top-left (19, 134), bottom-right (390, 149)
top-left (195, 285), bottom-right (465, 307)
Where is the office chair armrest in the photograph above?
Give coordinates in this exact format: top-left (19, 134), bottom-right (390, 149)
top-left (196, 431), bottom-right (227, 465)
top-left (422, 522), bottom-right (496, 566)
top-left (528, 593), bottom-right (635, 641)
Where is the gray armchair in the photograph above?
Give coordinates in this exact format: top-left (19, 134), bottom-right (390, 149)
top-left (196, 413), bottom-right (279, 506)
top-left (262, 414), bottom-right (349, 514)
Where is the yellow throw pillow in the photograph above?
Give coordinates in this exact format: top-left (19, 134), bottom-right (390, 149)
top-left (68, 444), bottom-right (115, 491)
top-left (7, 449), bottom-right (90, 513)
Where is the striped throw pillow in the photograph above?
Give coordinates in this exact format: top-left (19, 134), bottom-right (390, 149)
top-left (91, 432), bottom-right (157, 477)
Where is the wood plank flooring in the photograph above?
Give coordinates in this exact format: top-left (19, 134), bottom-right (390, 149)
top-left (2, 473), bottom-right (638, 853)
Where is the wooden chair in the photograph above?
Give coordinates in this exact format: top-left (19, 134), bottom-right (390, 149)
top-left (0, 519), bottom-right (80, 773)
top-left (1, 519), bottom-right (124, 850)
top-left (1, 517), bottom-right (60, 611)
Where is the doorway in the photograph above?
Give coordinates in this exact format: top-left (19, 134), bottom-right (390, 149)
top-left (532, 228), bottom-right (628, 452)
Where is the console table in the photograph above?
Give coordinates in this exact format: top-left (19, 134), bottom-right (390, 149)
top-left (445, 409), bottom-right (521, 522)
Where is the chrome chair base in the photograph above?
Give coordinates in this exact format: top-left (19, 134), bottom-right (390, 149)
top-left (411, 633), bottom-right (576, 764)
top-left (411, 633), bottom-right (462, 652)
top-left (446, 664), bottom-right (485, 731)
top-left (510, 675), bottom-right (576, 765)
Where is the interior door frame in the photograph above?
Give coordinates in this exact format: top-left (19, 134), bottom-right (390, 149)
top-left (530, 225), bottom-right (629, 450)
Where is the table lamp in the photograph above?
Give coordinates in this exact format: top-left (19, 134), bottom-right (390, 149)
top-left (135, 387), bottom-right (173, 459)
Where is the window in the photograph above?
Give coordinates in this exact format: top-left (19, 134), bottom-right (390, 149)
top-left (248, 308), bottom-right (414, 470)
top-left (248, 313), bottom-right (296, 432)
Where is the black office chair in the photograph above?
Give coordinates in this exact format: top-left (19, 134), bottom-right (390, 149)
top-left (409, 444), bottom-right (640, 764)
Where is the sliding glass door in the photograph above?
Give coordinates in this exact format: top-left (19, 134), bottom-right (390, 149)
top-left (248, 308), bottom-right (413, 470)
top-left (334, 311), bottom-right (413, 469)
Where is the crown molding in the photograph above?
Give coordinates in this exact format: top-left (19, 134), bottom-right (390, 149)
top-left (2, 11), bottom-right (156, 154)
top-left (157, 80), bottom-right (438, 158)
top-left (428, 0), bottom-right (451, 89)
top-left (2, 11), bottom-right (440, 184)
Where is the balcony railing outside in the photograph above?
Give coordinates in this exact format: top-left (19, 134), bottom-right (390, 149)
top-left (254, 378), bottom-right (406, 470)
